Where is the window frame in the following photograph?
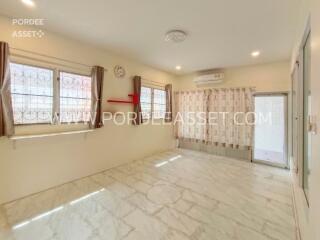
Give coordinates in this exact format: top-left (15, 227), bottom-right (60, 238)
top-left (140, 86), bottom-right (152, 120)
top-left (140, 86), bottom-right (166, 121)
top-left (10, 61), bottom-right (92, 126)
top-left (10, 61), bottom-right (56, 126)
top-left (152, 88), bottom-right (166, 120)
top-left (58, 70), bottom-right (92, 124)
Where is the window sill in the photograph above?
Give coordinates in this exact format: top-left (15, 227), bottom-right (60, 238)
top-left (10, 129), bottom-right (94, 140)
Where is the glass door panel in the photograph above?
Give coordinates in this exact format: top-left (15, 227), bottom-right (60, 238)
top-left (254, 95), bottom-right (287, 167)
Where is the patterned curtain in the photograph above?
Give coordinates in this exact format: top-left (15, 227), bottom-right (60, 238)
top-left (207, 88), bottom-right (254, 148)
top-left (175, 87), bottom-right (254, 148)
top-left (174, 90), bottom-right (207, 142)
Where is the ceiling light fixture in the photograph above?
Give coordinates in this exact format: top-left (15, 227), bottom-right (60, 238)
top-left (176, 65), bottom-right (182, 70)
top-left (21, 0), bottom-right (35, 7)
top-left (165, 30), bottom-right (187, 43)
top-left (251, 51), bottom-right (260, 57)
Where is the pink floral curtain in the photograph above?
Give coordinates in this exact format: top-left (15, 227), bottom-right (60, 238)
top-left (207, 88), bottom-right (254, 148)
top-left (174, 90), bottom-right (207, 142)
top-left (175, 87), bottom-right (254, 148)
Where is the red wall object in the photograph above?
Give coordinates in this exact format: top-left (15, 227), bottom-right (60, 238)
top-left (107, 93), bottom-right (139, 105)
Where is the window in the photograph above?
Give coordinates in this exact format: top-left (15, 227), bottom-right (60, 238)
top-left (10, 63), bottom-right (54, 124)
top-left (153, 89), bottom-right (166, 119)
top-left (10, 63), bottom-right (92, 125)
top-left (59, 72), bottom-right (92, 122)
top-left (140, 86), bottom-right (166, 120)
top-left (140, 87), bottom-right (152, 120)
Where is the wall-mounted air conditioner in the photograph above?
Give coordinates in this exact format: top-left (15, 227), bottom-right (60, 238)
top-left (193, 72), bottom-right (224, 85)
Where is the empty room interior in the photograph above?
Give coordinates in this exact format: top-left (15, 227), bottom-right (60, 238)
top-left (0, 0), bottom-right (319, 240)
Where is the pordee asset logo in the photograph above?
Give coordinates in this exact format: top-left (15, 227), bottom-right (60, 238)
top-left (12, 18), bottom-right (45, 38)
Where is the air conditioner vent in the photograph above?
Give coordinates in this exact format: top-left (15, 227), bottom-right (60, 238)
top-left (193, 73), bottom-right (224, 85)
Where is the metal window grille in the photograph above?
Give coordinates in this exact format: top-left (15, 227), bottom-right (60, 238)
top-left (140, 86), bottom-right (152, 120)
top-left (10, 63), bottom-right (54, 124)
top-left (10, 63), bottom-right (93, 125)
top-left (59, 72), bottom-right (92, 123)
top-left (153, 89), bottom-right (166, 119)
top-left (140, 86), bottom-right (166, 120)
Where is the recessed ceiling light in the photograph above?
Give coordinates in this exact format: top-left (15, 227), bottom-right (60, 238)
top-left (176, 65), bottom-right (182, 70)
top-left (251, 51), bottom-right (260, 57)
top-left (165, 30), bottom-right (187, 43)
top-left (21, 0), bottom-right (35, 7)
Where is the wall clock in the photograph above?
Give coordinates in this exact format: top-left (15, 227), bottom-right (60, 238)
top-left (114, 65), bottom-right (126, 78)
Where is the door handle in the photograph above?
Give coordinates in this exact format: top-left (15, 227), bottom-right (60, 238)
top-left (308, 116), bottom-right (312, 132)
top-left (308, 115), bottom-right (317, 135)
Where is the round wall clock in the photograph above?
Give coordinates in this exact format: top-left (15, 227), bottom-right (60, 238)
top-left (114, 65), bottom-right (126, 78)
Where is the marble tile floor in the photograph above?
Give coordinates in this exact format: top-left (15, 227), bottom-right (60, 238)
top-left (0, 149), bottom-right (297, 240)
top-left (254, 149), bottom-right (286, 166)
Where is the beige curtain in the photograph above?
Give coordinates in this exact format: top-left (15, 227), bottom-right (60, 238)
top-left (165, 84), bottom-right (173, 122)
top-left (207, 88), bottom-right (254, 148)
top-left (174, 90), bottom-right (207, 142)
top-left (132, 76), bottom-right (143, 125)
top-left (90, 66), bottom-right (104, 129)
top-left (175, 87), bottom-right (254, 147)
top-left (0, 42), bottom-right (14, 137)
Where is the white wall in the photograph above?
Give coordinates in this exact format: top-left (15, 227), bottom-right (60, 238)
top-left (0, 16), bottom-right (177, 204)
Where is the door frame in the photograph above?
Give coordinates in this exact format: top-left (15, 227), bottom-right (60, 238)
top-left (301, 30), bottom-right (312, 203)
top-left (252, 92), bottom-right (289, 168)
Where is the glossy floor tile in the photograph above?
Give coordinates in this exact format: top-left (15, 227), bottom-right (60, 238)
top-left (0, 149), bottom-right (297, 240)
top-left (254, 148), bottom-right (286, 166)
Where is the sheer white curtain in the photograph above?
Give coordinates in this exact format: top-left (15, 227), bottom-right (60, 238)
top-left (175, 87), bottom-right (254, 148)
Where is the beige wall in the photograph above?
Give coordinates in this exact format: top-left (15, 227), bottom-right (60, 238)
top-left (0, 12), bottom-right (301, 218)
top-left (0, 16), bottom-right (177, 204)
top-left (175, 61), bottom-right (291, 92)
top-left (291, 0), bottom-right (320, 240)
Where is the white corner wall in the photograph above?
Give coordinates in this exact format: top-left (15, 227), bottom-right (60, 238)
top-left (0, 16), bottom-right (177, 204)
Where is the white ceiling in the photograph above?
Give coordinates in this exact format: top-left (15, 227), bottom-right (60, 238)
top-left (0, 0), bottom-right (300, 74)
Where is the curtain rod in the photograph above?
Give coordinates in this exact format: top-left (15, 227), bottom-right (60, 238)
top-left (174, 86), bottom-right (256, 93)
top-left (9, 47), bottom-right (108, 72)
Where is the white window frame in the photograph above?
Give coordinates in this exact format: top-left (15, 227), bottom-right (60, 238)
top-left (10, 61), bottom-right (92, 125)
top-left (58, 70), bottom-right (92, 123)
top-left (152, 88), bottom-right (166, 120)
top-left (140, 86), bottom-right (166, 120)
top-left (140, 86), bottom-right (152, 120)
top-left (10, 62), bottom-right (55, 125)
